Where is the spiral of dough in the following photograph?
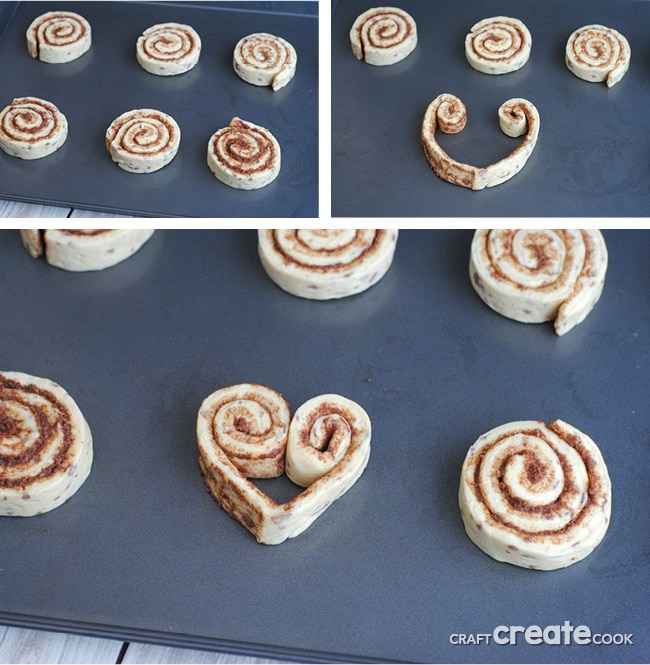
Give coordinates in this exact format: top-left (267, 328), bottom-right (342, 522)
top-left (565, 24), bottom-right (630, 87)
top-left (0, 97), bottom-right (68, 160)
top-left (427, 93), bottom-right (467, 135)
top-left (20, 229), bottom-right (155, 271)
top-left (459, 420), bottom-right (611, 570)
top-left (0, 371), bottom-right (93, 517)
top-left (233, 32), bottom-right (297, 91)
top-left (285, 394), bottom-right (371, 488)
top-left (350, 6), bottom-right (417, 66)
top-left (465, 16), bottom-right (531, 74)
top-left (469, 229), bottom-right (607, 335)
top-left (197, 383), bottom-right (290, 479)
top-left (258, 229), bottom-right (398, 300)
top-left (106, 109), bottom-right (180, 173)
top-left (421, 94), bottom-right (539, 190)
top-left (26, 11), bottom-right (91, 63)
top-left (136, 22), bottom-right (201, 76)
top-left (207, 117), bottom-right (280, 190)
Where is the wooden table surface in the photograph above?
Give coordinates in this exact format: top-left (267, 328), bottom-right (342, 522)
top-left (0, 202), bottom-right (287, 664)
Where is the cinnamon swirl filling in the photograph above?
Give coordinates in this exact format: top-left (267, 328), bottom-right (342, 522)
top-left (350, 6), bottom-right (417, 66)
top-left (136, 22), bottom-right (201, 76)
top-left (207, 117), bottom-right (280, 190)
top-left (106, 109), bottom-right (180, 173)
top-left (26, 11), bottom-right (91, 63)
top-left (285, 395), bottom-right (371, 489)
top-left (200, 384), bottom-right (291, 479)
top-left (465, 16), bottom-right (531, 74)
top-left (258, 229), bottom-right (398, 299)
top-left (565, 24), bottom-right (631, 87)
top-left (0, 97), bottom-right (68, 160)
top-left (0, 371), bottom-right (93, 517)
top-left (459, 420), bottom-right (611, 570)
top-left (469, 229), bottom-right (608, 335)
top-left (233, 32), bottom-right (297, 91)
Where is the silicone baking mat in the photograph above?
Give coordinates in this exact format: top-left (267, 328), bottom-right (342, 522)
top-left (331, 0), bottom-right (650, 217)
top-left (0, 1), bottom-right (318, 217)
top-left (0, 229), bottom-right (648, 663)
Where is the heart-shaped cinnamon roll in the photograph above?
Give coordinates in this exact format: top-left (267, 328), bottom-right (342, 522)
top-left (421, 94), bottom-right (539, 190)
top-left (197, 385), bottom-right (371, 544)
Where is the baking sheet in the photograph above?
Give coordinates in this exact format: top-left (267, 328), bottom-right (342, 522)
top-left (0, 1), bottom-right (318, 217)
top-left (0, 229), bottom-right (649, 663)
top-left (331, 0), bottom-right (650, 217)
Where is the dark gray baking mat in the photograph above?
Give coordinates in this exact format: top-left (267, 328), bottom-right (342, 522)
top-left (0, 230), bottom-right (648, 663)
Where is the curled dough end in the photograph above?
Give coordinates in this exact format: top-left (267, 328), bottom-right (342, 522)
top-left (421, 94), bottom-right (539, 190)
top-left (285, 394), bottom-right (371, 488)
top-left (469, 229), bottom-right (607, 335)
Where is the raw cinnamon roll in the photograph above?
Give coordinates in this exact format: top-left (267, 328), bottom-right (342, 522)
top-left (0, 97), bottom-right (67, 160)
top-left (350, 6), bottom-right (417, 66)
top-left (469, 229), bottom-right (607, 335)
top-left (258, 229), bottom-right (398, 300)
top-left (26, 11), bottom-right (91, 63)
top-left (106, 109), bottom-right (180, 173)
top-left (565, 24), bottom-right (630, 87)
top-left (459, 420), bottom-right (611, 570)
top-left (0, 371), bottom-right (93, 517)
top-left (136, 22), bottom-right (201, 76)
top-left (197, 387), bottom-right (371, 545)
top-left (421, 94), bottom-right (539, 190)
top-left (465, 17), bottom-right (531, 74)
top-left (233, 32), bottom-right (297, 91)
top-left (20, 229), bottom-right (155, 272)
top-left (207, 117), bottom-right (280, 190)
